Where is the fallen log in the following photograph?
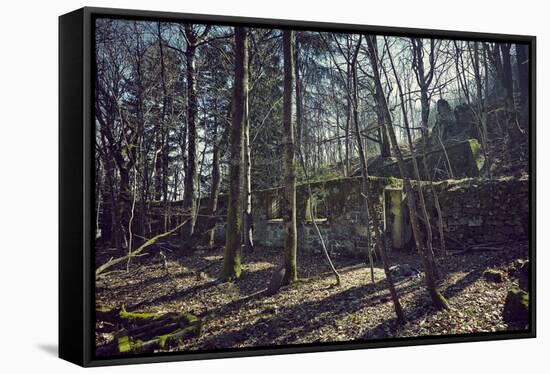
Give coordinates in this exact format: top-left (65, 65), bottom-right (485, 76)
top-left (96, 306), bottom-right (201, 355)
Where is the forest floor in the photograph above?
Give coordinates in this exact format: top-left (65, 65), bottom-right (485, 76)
top-left (95, 240), bottom-right (529, 353)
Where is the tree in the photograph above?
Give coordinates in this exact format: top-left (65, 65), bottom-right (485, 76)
top-left (220, 26), bottom-right (248, 280)
top-left (180, 24), bottom-right (212, 251)
top-left (242, 30), bottom-right (254, 252)
top-left (409, 37), bottom-right (447, 257)
top-left (282, 29), bottom-right (298, 284)
top-left (366, 35), bottom-right (449, 310)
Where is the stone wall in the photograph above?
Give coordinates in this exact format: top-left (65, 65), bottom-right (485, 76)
top-left (425, 176), bottom-right (530, 246)
top-left (98, 173), bottom-right (529, 254)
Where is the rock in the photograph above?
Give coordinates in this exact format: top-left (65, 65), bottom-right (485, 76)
top-left (518, 261), bottom-right (529, 291)
top-left (389, 264), bottom-right (421, 278)
top-left (503, 288), bottom-right (529, 326)
top-left (508, 259), bottom-right (529, 291)
top-left (483, 268), bottom-right (505, 283)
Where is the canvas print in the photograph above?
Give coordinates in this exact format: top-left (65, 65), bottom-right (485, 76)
top-left (93, 17), bottom-right (531, 357)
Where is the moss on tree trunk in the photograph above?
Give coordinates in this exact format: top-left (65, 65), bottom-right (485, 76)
top-left (220, 27), bottom-right (248, 281)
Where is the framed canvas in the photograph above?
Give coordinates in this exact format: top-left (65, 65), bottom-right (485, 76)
top-left (59, 6), bottom-right (536, 367)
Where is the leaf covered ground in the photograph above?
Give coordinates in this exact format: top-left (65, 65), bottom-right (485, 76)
top-left (95, 240), bottom-right (529, 354)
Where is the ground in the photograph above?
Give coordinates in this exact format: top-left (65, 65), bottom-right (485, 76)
top-left (95, 240), bottom-right (529, 354)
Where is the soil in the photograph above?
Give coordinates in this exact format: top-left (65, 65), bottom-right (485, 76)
top-left (95, 240), bottom-right (529, 354)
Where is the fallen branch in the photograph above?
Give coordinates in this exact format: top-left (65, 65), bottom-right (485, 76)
top-left (96, 219), bottom-right (190, 278)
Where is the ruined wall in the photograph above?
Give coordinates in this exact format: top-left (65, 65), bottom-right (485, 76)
top-left (422, 176), bottom-right (529, 246)
top-left (251, 176), bottom-right (402, 257)
top-left (98, 173), bottom-right (528, 254)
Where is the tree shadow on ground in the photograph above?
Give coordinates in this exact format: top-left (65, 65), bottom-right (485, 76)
top-left (197, 275), bottom-right (423, 349)
top-left (130, 279), bottom-right (222, 310)
top-left (97, 272), bottom-right (174, 293)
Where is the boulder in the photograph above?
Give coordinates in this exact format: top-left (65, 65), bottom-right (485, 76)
top-left (508, 259), bottom-right (529, 291)
top-left (503, 288), bottom-right (529, 327)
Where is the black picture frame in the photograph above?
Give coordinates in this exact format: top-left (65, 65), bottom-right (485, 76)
top-left (59, 6), bottom-right (536, 367)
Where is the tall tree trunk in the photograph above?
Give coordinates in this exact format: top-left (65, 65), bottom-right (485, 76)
top-left (207, 101), bottom-right (228, 249)
top-left (100, 145), bottom-right (122, 250)
top-left (500, 43), bottom-right (523, 151)
top-left (516, 43), bottom-right (529, 122)
top-left (349, 37), bottom-right (403, 321)
top-left (350, 37), bottom-right (374, 282)
top-left (242, 42), bottom-right (254, 252)
top-left (367, 35), bottom-right (449, 310)
top-left (282, 29), bottom-right (298, 284)
top-left (409, 38), bottom-right (445, 265)
top-left (220, 27), bottom-right (248, 280)
top-left (375, 85), bottom-right (392, 158)
top-left (295, 32), bottom-right (303, 154)
top-left (344, 64), bottom-right (352, 176)
top-left (181, 25), bottom-right (199, 251)
top-left (207, 123), bottom-right (222, 249)
top-left (154, 21), bottom-right (168, 202)
top-left (469, 41), bottom-right (492, 178)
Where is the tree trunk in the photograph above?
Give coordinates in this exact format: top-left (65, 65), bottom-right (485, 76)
top-left (349, 37), bottom-right (403, 321)
top-left (181, 25), bottom-right (199, 251)
top-left (242, 45), bottom-right (254, 252)
top-left (154, 21), bottom-right (168, 202)
top-left (409, 38), bottom-right (445, 267)
top-left (295, 32), bottom-right (303, 154)
top-left (282, 29), bottom-right (298, 284)
top-left (367, 35), bottom-right (449, 310)
top-left (220, 27), bottom-right (248, 281)
top-left (516, 43), bottom-right (529, 122)
top-left (207, 101), bottom-right (228, 249)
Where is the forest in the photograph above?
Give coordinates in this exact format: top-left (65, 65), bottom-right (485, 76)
top-left (93, 18), bottom-right (531, 355)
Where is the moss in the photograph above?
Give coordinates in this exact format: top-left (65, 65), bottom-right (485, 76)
top-left (118, 336), bottom-right (144, 353)
top-left (483, 268), bottom-right (505, 283)
top-left (467, 138), bottom-right (486, 172)
top-left (157, 326), bottom-right (200, 349)
top-left (432, 290), bottom-right (450, 310)
top-left (119, 307), bottom-right (162, 322)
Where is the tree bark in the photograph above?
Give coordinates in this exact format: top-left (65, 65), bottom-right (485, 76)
top-left (242, 42), bottom-right (254, 252)
top-left (220, 27), bottom-right (248, 280)
top-left (516, 43), bottom-right (529, 122)
top-left (181, 25), bottom-right (199, 251)
top-left (282, 29), bottom-right (298, 284)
